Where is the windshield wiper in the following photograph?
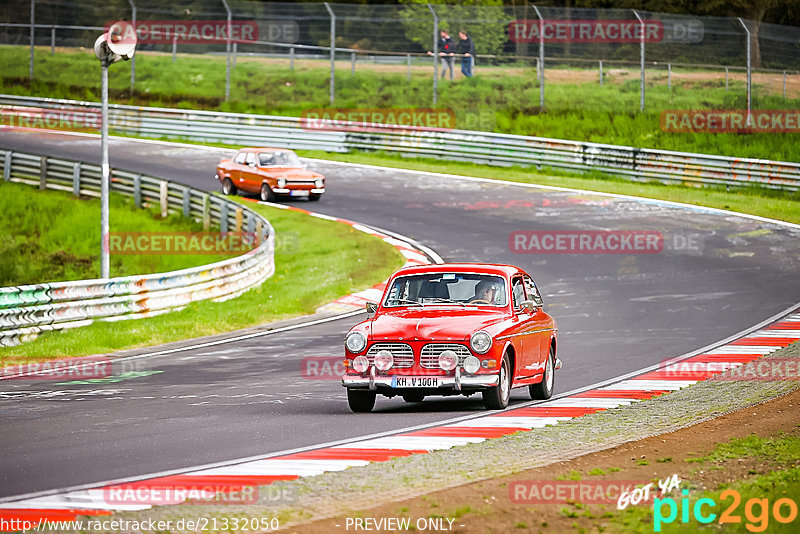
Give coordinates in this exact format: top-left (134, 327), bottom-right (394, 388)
top-left (387, 298), bottom-right (424, 307)
top-left (425, 298), bottom-right (466, 307)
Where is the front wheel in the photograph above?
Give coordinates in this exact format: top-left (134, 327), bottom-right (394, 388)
top-left (347, 389), bottom-right (376, 413)
top-left (308, 193), bottom-right (322, 201)
top-left (529, 345), bottom-right (555, 400)
top-left (260, 183), bottom-right (277, 202)
top-left (222, 178), bottom-right (237, 196)
top-left (483, 354), bottom-right (511, 410)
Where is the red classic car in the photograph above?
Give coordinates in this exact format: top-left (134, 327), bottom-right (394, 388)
top-left (215, 147), bottom-right (325, 201)
top-left (342, 263), bottom-right (561, 412)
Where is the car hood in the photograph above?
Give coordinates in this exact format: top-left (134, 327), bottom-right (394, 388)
top-left (369, 308), bottom-right (508, 341)
top-left (256, 167), bottom-right (320, 179)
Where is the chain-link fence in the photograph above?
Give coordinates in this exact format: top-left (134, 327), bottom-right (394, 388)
top-left (2, 1), bottom-right (800, 125)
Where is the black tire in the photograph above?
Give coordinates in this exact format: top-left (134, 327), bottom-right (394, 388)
top-left (347, 389), bottom-right (376, 413)
top-left (222, 178), bottom-right (237, 196)
top-left (308, 193), bottom-right (322, 201)
top-left (402, 392), bottom-right (425, 403)
top-left (483, 353), bottom-right (511, 410)
top-left (529, 345), bottom-right (555, 400)
top-left (260, 183), bottom-right (277, 202)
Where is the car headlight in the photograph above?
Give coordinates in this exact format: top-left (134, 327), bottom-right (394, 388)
top-left (315, 177), bottom-right (324, 188)
top-left (438, 350), bottom-right (458, 371)
top-left (463, 355), bottom-right (480, 374)
top-left (470, 331), bottom-right (492, 354)
top-left (352, 355), bottom-right (369, 373)
top-left (345, 332), bottom-right (367, 353)
top-left (374, 350), bottom-right (393, 371)
top-left (278, 178), bottom-right (287, 188)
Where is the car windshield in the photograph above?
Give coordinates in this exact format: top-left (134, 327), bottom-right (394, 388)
top-left (384, 273), bottom-right (507, 307)
top-left (258, 151), bottom-right (303, 167)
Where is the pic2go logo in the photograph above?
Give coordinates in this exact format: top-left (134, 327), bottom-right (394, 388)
top-left (653, 489), bottom-right (799, 532)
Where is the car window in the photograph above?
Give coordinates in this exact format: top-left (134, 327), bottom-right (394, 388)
top-left (384, 273), bottom-right (507, 307)
top-left (245, 152), bottom-right (256, 166)
top-left (523, 275), bottom-right (543, 305)
top-left (233, 152), bottom-right (246, 164)
top-left (511, 277), bottom-right (525, 310)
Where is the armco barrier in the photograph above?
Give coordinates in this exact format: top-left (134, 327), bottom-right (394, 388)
top-left (1, 94), bottom-right (799, 191)
top-left (0, 148), bottom-right (275, 347)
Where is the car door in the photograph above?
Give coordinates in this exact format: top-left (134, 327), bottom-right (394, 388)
top-left (523, 274), bottom-right (552, 374)
top-left (505, 275), bottom-right (535, 381)
top-left (241, 151), bottom-right (260, 193)
top-left (227, 151), bottom-right (246, 188)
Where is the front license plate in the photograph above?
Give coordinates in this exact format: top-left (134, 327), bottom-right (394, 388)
top-left (391, 376), bottom-right (441, 388)
top-left (290, 190), bottom-right (310, 197)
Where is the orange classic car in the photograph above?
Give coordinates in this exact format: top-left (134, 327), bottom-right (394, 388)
top-left (215, 147), bottom-right (325, 201)
top-left (342, 263), bottom-right (561, 412)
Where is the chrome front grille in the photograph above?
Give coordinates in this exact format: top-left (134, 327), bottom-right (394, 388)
top-left (366, 343), bottom-right (414, 368)
top-left (420, 343), bottom-right (472, 369)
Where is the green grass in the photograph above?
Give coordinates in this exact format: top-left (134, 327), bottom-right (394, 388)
top-left (297, 150), bottom-right (800, 226)
top-left (2, 45), bottom-right (799, 162)
top-left (0, 199), bottom-right (404, 364)
top-left (608, 433), bottom-right (800, 533)
top-left (0, 181), bottom-right (234, 285)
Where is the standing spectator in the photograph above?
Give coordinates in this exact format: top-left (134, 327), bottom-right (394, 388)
top-left (456, 30), bottom-right (475, 78)
top-left (427, 29), bottom-right (455, 81)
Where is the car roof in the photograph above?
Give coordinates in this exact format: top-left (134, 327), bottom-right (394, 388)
top-left (394, 263), bottom-right (524, 278)
top-left (238, 147), bottom-right (294, 153)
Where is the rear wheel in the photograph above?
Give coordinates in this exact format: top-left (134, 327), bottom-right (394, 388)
top-left (483, 353), bottom-right (511, 410)
top-left (260, 183), bottom-right (277, 202)
top-left (402, 392), bottom-right (425, 403)
top-left (222, 178), bottom-right (237, 196)
top-left (347, 389), bottom-right (376, 413)
top-left (529, 345), bottom-right (555, 400)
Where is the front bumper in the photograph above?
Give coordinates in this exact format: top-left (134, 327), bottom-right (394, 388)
top-left (272, 187), bottom-right (325, 195)
top-left (342, 366), bottom-right (499, 392)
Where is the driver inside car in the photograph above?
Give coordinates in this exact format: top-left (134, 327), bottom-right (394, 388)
top-left (470, 280), bottom-right (498, 304)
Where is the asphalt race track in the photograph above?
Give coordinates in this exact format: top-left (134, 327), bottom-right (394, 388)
top-left (1, 130), bottom-right (799, 499)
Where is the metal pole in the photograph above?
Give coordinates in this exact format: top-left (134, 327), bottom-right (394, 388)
top-left (428, 4), bottom-right (438, 106)
top-left (633, 10), bottom-right (645, 112)
top-left (783, 70), bottom-right (786, 99)
top-left (533, 6), bottom-right (544, 108)
top-left (29, 0), bottom-right (34, 81)
top-left (599, 60), bottom-right (603, 86)
top-left (221, 0), bottom-right (231, 102)
top-left (128, 0), bottom-right (136, 93)
top-left (738, 18), bottom-right (751, 126)
top-left (725, 67), bottom-right (729, 90)
top-left (407, 53), bottom-right (411, 82)
top-left (100, 60), bottom-right (110, 279)
top-left (351, 52), bottom-right (355, 75)
top-left (290, 47), bottom-right (294, 71)
top-left (668, 63), bottom-right (671, 91)
top-left (324, 2), bottom-right (335, 105)
top-left (172, 35), bottom-right (177, 62)
top-left (50, 26), bottom-right (54, 55)
top-left (233, 41), bottom-right (237, 67)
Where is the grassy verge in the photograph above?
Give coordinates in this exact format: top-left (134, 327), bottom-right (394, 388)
top-left (609, 432), bottom-right (800, 533)
top-left (2, 45), bottom-right (799, 161)
top-left (0, 181), bottom-right (235, 285)
top-left (0, 199), bottom-right (405, 364)
top-left (298, 150), bottom-right (800, 225)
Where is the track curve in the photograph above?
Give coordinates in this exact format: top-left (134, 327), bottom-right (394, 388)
top-left (1, 130), bottom-right (799, 499)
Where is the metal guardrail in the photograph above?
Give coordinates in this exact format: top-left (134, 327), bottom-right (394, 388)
top-left (1, 94), bottom-right (797, 191)
top-left (0, 148), bottom-right (275, 347)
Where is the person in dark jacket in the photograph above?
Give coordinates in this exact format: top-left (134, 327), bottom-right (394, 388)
top-left (456, 30), bottom-right (475, 78)
top-left (427, 29), bottom-right (455, 80)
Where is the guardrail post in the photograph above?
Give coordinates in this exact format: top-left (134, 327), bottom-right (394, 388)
top-left (133, 174), bottom-right (141, 207)
top-left (3, 152), bottom-right (10, 182)
top-left (202, 194), bottom-right (210, 230)
top-left (220, 202), bottom-right (229, 233)
top-left (234, 207), bottom-right (243, 232)
top-left (159, 181), bottom-right (168, 218)
top-left (72, 162), bottom-right (81, 196)
top-left (182, 187), bottom-right (191, 217)
top-left (246, 213), bottom-right (255, 234)
top-left (39, 156), bottom-right (46, 190)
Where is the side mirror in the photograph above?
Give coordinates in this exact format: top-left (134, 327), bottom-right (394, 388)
top-left (365, 302), bottom-right (378, 317)
top-left (521, 300), bottom-right (541, 313)
top-left (302, 163), bottom-right (309, 169)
